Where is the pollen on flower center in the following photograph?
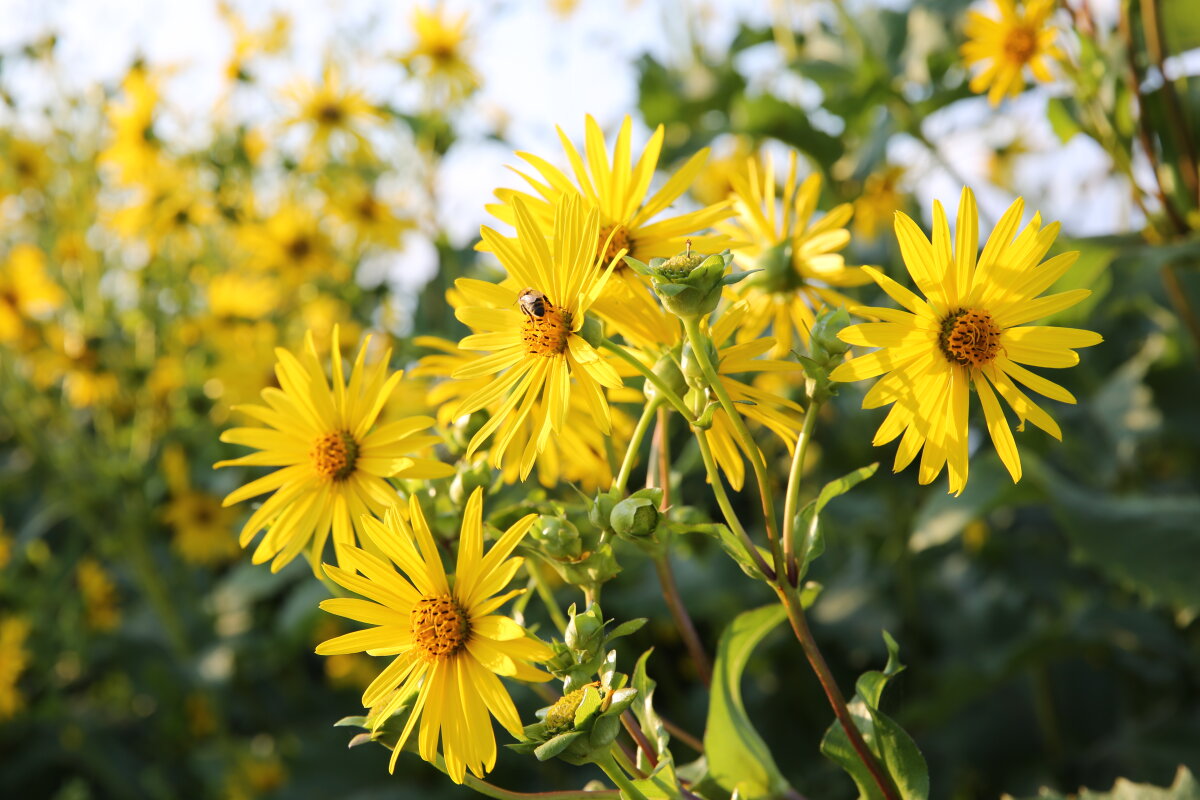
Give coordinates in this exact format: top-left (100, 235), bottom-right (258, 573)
top-left (311, 431), bottom-right (359, 481)
top-left (598, 224), bottom-right (632, 266)
top-left (1003, 25), bottom-right (1038, 64)
top-left (411, 595), bottom-right (471, 658)
top-left (939, 308), bottom-right (1002, 367)
top-left (522, 306), bottom-right (573, 357)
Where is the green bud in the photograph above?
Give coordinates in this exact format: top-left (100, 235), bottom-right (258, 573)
top-left (588, 489), bottom-right (620, 532)
top-left (680, 338), bottom-right (718, 389)
top-left (811, 306), bottom-right (852, 363)
top-left (610, 497), bottom-right (659, 538)
top-left (628, 246), bottom-right (749, 319)
top-left (533, 516), bottom-right (583, 561)
top-left (564, 604), bottom-right (605, 654)
top-left (752, 239), bottom-right (802, 294)
top-left (449, 459), bottom-right (491, 504)
top-left (645, 349), bottom-right (686, 404)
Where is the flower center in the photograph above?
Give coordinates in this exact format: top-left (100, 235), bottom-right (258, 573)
top-left (1003, 25), bottom-right (1038, 64)
top-left (522, 306), bottom-right (573, 357)
top-left (311, 431), bottom-right (359, 481)
top-left (411, 595), bottom-right (471, 659)
top-left (598, 224), bottom-right (633, 266)
top-left (316, 101), bottom-right (345, 125)
top-left (939, 308), bottom-right (1002, 367)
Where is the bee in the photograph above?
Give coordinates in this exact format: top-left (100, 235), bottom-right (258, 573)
top-left (517, 287), bottom-right (550, 319)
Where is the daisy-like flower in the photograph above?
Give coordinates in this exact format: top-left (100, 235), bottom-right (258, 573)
top-left (720, 150), bottom-right (871, 358)
top-left (0, 244), bottom-right (65, 344)
top-left (452, 195), bottom-right (623, 478)
top-left (282, 62), bottom-right (378, 160)
top-left (961, 0), bottom-right (1061, 106)
top-left (399, 5), bottom-right (480, 104)
top-left (215, 329), bottom-right (454, 571)
top-left (486, 115), bottom-right (729, 349)
top-left (315, 489), bottom-right (552, 783)
top-left (831, 188), bottom-right (1102, 494)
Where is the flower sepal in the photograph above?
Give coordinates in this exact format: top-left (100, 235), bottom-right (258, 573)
top-left (628, 248), bottom-right (748, 319)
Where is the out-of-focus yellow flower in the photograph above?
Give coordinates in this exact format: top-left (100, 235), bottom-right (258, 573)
top-left (0, 244), bottom-right (66, 343)
top-left (282, 62), bottom-right (378, 162)
top-left (719, 150), bottom-right (869, 358)
top-left (400, 4), bottom-right (480, 104)
top-left (327, 179), bottom-right (412, 248)
top-left (986, 134), bottom-right (1034, 190)
top-left (207, 273), bottom-right (280, 321)
top-left (0, 615), bottom-right (31, 720)
top-left (106, 166), bottom-right (216, 253)
top-left (488, 116), bottom-right (728, 348)
top-left (854, 166), bottom-right (906, 241)
top-left (831, 188), bottom-right (1102, 493)
top-left (297, 295), bottom-right (362, 354)
top-left (2, 137), bottom-right (52, 197)
top-left (160, 445), bottom-right (240, 567)
top-left (215, 329), bottom-right (454, 571)
top-left (961, 0), bottom-right (1060, 106)
top-left (205, 320), bottom-right (281, 417)
top-left (312, 618), bottom-right (377, 691)
top-left (100, 64), bottom-right (165, 186)
top-left (219, 1), bottom-right (291, 84)
top-left (452, 196), bottom-right (623, 478)
top-left (691, 137), bottom-right (762, 207)
top-left (34, 328), bottom-right (120, 409)
top-left (224, 750), bottom-right (287, 800)
top-left (240, 202), bottom-right (341, 281)
top-left (77, 558), bottom-right (121, 631)
top-left (315, 490), bottom-right (553, 782)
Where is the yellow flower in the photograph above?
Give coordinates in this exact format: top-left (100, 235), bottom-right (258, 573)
top-left (0, 244), bottom-right (65, 343)
top-left (2, 137), bottom-right (52, 197)
top-left (831, 188), bottom-right (1102, 493)
top-left (690, 136), bottom-right (762, 207)
top-left (315, 489), bottom-right (552, 783)
top-left (854, 166), bottom-right (906, 241)
top-left (326, 179), bottom-right (412, 248)
top-left (720, 150), bottom-right (870, 358)
top-left (240, 202), bottom-right (341, 281)
top-left (77, 558), bottom-right (121, 631)
top-left (961, 0), bottom-right (1060, 106)
top-left (452, 196), bottom-right (623, 478)
top-left (106, 165), bottom-right (215, 253)
top-left (218, 1), bottom-right (290, 84)
top-left (0, 615), bottom-right (31, 720)
top-left (413, 335), bottom-right (626, 491)
top-left (100, 64), bottom-right (165, 186)
top-left (282, 62), bottom-right (378, 161)
top-left (160, 445), bottom-right (240, 567)
top-left (215, 329), bottom-right (454, 571)
top-left (487, 115), bottom-right (729, 349)
top-left (400, 4), bottom-right (480, 103)
top-left (207, 272), bottom-right (281, 321)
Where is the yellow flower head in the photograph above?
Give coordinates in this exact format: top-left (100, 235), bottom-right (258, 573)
top-left (0, 244), bottom-right (65, 343)
top-left (316, 489), bottom-right (552, 783)
top-left (400, 4), bottom-right (480, 103)
top-left (961, 0), bottom-right (1060, 106)
top-left (0, 615), bottom-right (31, 720)
top-left (831, 188), bottom-right (1102, 494)
top-left (719, 150), bottom-right (870, 358)
top-left (487, 116), bottom-right (730, 348)
top-left (77, 558), bottom-right (121, 631)
top-left (160, 445), bottom-right (239, 567)
top-left (215, 328), bottom-right (454, 571)
top-left (282, 62), bottom-right (378, 160)
top-left (854, 166), bottom-right (907, 241)
top-left (100, 64), bottom-right (164, 186)
top-left (451, 195), bottom-right (623, 479)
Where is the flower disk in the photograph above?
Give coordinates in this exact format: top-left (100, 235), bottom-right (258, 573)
top-left (315, 489), bottom-right (553, 784)
top-left (215, 328), bottom-right (454, 572)
top-left (831, 187), bottom-right (1102, 494)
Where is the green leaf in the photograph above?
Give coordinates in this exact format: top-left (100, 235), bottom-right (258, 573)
top-left (1046, 97), bottom-right (1082, 144)
top-left (1161, 0), bottom-right (1200, 55)
top-left (820, 632), bottom-right (928, 800)
top-left (632, 649), bottom-right (671, 761)
top-left (1003, 765), bottom-right (1200, 800)
top-left (574, 685), bottom-right (605, 728)
top-left (796, 464), bottom-right (879, 580)
top-left (1037, 463), bottom-right (1200, 613)
top-left (535, 731), bottom-right (585, 762)
top-left (704, 605), bottom-right (793, 800)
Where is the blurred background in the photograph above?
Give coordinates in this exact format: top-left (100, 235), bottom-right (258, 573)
top-left (2, 0), bottom-right (1199, 798)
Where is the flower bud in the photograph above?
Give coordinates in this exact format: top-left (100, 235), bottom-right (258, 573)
top-left (645, 349), bottom-right (686, 404)
top-left (610, 495), bottom-right (660, 539)
top-left (625, 247), bottom-right (750, 320)
top-left (533, 516), bottom-right (583, 561)
top-left (448, 459), bottom-right (491, 504)
top-left (588, 489), bottom-right (620, 532)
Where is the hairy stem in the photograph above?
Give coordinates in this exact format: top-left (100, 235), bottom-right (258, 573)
top-left (614, 400), bottom-right (661, 494)
top-left (781, 397), bottom-right (821, 585)
top-left (693, 432), bottom-right (774, 581)
top-left (600, 341), bottom-right (696, 424)
top-left (653, 553), bottom-right (712, 687)
top-left (596, 752), bottom-right (651, 800)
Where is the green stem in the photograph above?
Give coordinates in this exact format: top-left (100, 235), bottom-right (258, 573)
top-left (681, 316), bottom-right (785, 578)
top-left (774, 585), bottom-right (899, 800)
top-left (527, 561), bottom-right (568, 634)
top-left (430, 754), bottom-right (618, 800)
top-left (694, 431), bottom-right (774, 581)
top-left (781, 396), bottom-right (821, 585)
top-left (596, 752), bottom-right (651, 800)
top-left (614, 400), bottom-right (662, 494)
top-left (600, 341), bottom-right (695, 424)
top-left (652, 552), bottom-right (712, 686)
